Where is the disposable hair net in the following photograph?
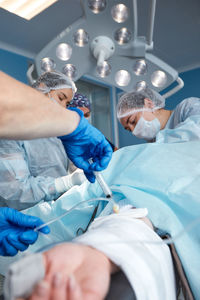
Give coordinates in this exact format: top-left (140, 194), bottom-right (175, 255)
top-left (117, 87), bottom-right (165, 119)
top-left (32, 71), bottom-right (77, 96)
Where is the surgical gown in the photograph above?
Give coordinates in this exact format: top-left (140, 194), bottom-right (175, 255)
top-left (165, 97), bottom-right (200, 129)
top-left (0, 138), bottom-right (68, 210)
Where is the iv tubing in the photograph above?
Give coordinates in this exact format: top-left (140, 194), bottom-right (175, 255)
top-left (34, 197), bottom-right (114, 232)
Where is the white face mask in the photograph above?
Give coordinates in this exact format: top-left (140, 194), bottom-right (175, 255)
top-left (132, 116), bottom-right (161, 140)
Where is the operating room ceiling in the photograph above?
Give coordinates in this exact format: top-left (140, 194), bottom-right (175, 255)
top-left (0, 0), bottom-right (199, 73)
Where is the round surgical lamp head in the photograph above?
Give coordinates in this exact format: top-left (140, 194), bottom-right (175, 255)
top-left (115, 70), bottom-right (131, 86)
top-left (56, 43), bottom-right (72, 61)
top-left (151, 70), bottom-right (167, 88)
top-left (135, 81), bottom-right (147, 91)
top-left (134, 59), bottom-right (147, 76)
top-left (74, 29), bottom-right (89, 47)
top-left (88, 0), bottom-right (106, 14)
top-left (96, 61), bottom-right (111, 77)
top-left (41, 58), bottom-right (56, 72)
top-left (114, 28), bottom-right (131, 45)
top-left (63, 64), bottom-right (77, 80)
top-left (111, 4), bottom-right (129, 23)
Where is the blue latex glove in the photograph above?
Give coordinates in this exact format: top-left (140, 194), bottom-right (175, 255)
top-left (0, 207), bottom-right (50, 256)
top-left (59, 108), bottom-right (113, 183)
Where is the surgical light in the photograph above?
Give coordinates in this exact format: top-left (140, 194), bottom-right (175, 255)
top-left (97, 61), bottom-right (111, 78)
top-left (115, 70), bottom-right (131, 86)
top-left (56, 43), bottom-right (72, 61)
top-left (88, 0), bottom-right (106, 14)
top-left (135, 80), bottom-right (147, 91)
top-left (74, 29), bottom-right (89, 47)
top-left (151, 70), bottom-right (167, 88)
top-left (114, 27), bottom-right (131, 45)
top-left (32, 0), bottom-right (184, 98)
top-left (134, 59), bottom-right (147, 76)
top-left (63, 64), bottom-right (77, 80)
top-left (111, 4), bottom-right (129, 23)
top-left (41, 58), bottom-right (56, 72)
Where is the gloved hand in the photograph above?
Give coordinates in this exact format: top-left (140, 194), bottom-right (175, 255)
top-left (59, 108), bottom-right (113, 183)
top-left (55, 169), bottom-right (86, 193)
top-left (0, 207), bottom-right (50, 256)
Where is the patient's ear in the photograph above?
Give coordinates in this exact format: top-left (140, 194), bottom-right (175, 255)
top-left (144, 98), bottom-right (155, 109)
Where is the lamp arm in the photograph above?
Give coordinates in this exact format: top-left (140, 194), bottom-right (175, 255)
top-left (162, 77), bottom-right (184, 99)
top-left (146, 0), bottom-right (157, 47)
top-left (132, 0), bottom-right (138, 40)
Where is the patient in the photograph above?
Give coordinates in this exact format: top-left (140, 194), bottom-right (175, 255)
top-left (0, 71), bottom-right (86, 210)
top-left (6, 207), bottom-right (176, 300)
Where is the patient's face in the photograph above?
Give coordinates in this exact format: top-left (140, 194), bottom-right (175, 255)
top-left (48, 88), bottom-right (73, 108)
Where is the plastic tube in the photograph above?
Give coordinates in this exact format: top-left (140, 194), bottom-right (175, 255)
top-left (88, 158), bottom-right (112, 198)
top-left (34, 196), bottom-right (200, 246)
top-left (34, 197), bottom-right (115, 232)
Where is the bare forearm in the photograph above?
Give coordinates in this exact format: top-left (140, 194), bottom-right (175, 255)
top-left (0, 72), bottom-right (80, 139)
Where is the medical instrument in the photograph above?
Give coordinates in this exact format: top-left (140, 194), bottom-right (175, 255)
top-left (89, 158), bottom-right (120, 213)
top-left (34, 197), bottom-right (116, 232)
top-left (89, 158), bottom-right (112, 199)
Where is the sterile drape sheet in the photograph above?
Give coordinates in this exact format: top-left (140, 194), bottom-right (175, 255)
top-left (0, 122), bottom-right (200, 298)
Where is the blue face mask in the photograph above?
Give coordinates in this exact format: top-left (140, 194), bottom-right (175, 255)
top-left (132, 116), bottom-right (161, 140)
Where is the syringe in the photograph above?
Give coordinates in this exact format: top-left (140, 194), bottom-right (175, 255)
top-left (94, 171), bottom-right (112, 199)
top-left (89, 159), bottom-right (119, 213)
top-left (88, 158), bottom-right (112, 198)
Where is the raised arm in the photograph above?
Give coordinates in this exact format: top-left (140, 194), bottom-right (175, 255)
top-left (0, 71), bottom-right (79, 140)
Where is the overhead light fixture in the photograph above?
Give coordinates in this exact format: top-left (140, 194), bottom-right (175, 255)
top-left (74, 29), bottom-right (89, 47)
top-left (134, 59), bottom-right (147, 76)
top-left (31, 0), bottom-right (184, 97)
top-left (0, 0), bottom-right (58, 20)
top-left (56, 43), bottom-right (72, 61)
top-left (114, 27), bottom-right (131, 45)
top-left (111, 4), bottom-right (129, 23)
top-left (88, 0), bottom-right (107, 14)
top-left (41, 57), bottom-right (56, 72)
top-left (151, 70), bottom-right (167, 88)
top-left (96, 61), bottom-right (111, 77)
top-left (63, 64), bottom-right (77, 80)
top-left (115, 70), bottom-right (131, 86)
top-left (135, 80), bottom-right (147, 91)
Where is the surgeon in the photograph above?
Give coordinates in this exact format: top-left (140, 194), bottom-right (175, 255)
top-left (117, 86), bottom-right (200, 141)
top-left (0, 71), bottom-right (87, 210)
top-left (0, 71), bottom-right (112, 256)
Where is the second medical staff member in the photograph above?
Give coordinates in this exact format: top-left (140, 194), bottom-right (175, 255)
top-left (117, 87), bottom-right (200, 141)
top-left (0, 71), bottom-right (86, 210)
top-left (0, 71), bottom-right (112, 256)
